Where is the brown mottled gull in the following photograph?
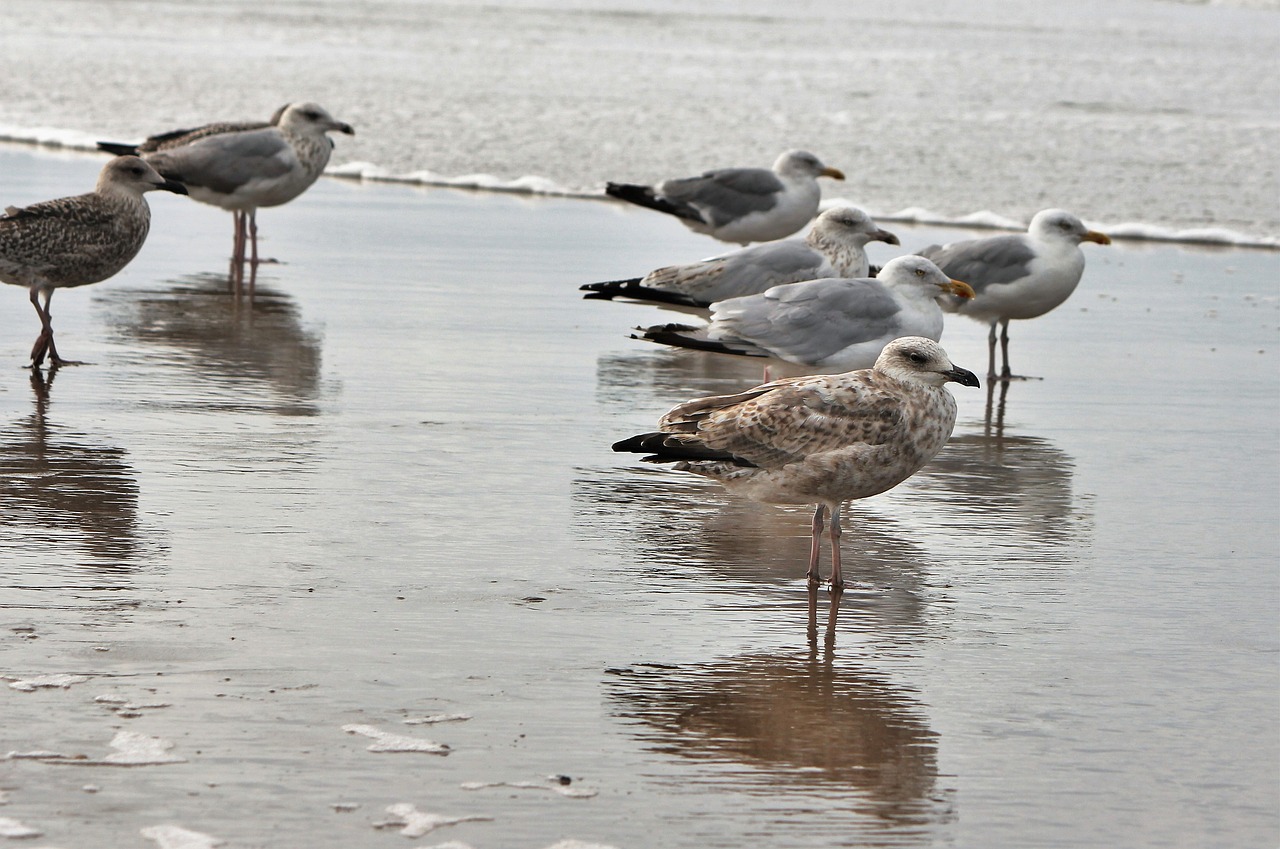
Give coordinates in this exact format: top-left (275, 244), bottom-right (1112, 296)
top-left (605, 150), bottom-right (845, 245)
top-left (100, 102), bottom-right (353, 277)
top-left (581, 206), bottom-right (899, 309)
top-left (919, 208), bottom-right (1110, 380)
top-left (613, 337), bottom-right (980, 589)
top-left (631, 255), bottom-right (975, 373)
top-left (0, 156), bottom-right (187, 367)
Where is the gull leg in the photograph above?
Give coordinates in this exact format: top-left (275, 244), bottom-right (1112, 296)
top-left (247, 210), bottom-right (259, 299)
top-left (986, 321), bottom-right (998, 381)
top-left (28, 286), bottom-right (50, 367)
top-left (230, 211), bottom-right (245, 292)
top-left (807, 504), bottom-right (826, 586)
top-left (828, 503), bottom-right (844, 591)
top-left (999, 319), bottom-right (1012, 380)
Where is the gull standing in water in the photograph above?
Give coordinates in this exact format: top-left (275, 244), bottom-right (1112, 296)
top-left (0, 156), bottom-right (187, 367)
top-left (101, 102), bottom-right (354, 289)
top-left (918, 208), bottom-right (1110, 380)
top-left (581, 205), bottom-right (899, 309)
top-left (605, 150), bottom-right (845, 245)
top-left (632, 255), bottom-right (974, 373)
top-left (613, 337), bottom-right (980, 589)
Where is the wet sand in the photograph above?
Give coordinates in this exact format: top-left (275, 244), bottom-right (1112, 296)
top-left (0, 146), bottom-right (1277, 848)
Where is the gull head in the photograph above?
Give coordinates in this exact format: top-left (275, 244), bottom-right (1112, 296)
top-left (875, 337), bottom-right (980, 388)
top-left (98, 156), bottom-right (188, 197)
top-left (775, 149), bottom-right (844, 181)
top-left (877, 255), bottom-right (975, 300)
top-left (811, 205), bottom-right (899, 247)
top-left (1029, 208), bottom-right (1110, 246)
top-left (278, 102), bottom-right (356, 137)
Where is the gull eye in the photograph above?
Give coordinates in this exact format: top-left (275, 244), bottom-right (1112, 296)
top-left (915, 267), bottom-right (925, 277)
top-left (908, 351), bottom-right (928, 364)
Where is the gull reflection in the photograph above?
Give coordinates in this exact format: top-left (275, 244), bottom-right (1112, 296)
top-left (92, 273), bottom-right (324, 415)
top-left (573, 468), bottom-right (940, 638)
top-left (0, 368), bottom-right (140, 575)
top-left (911, 381), bottom-right (1089, 554)
top-left (605, 629), bottom-right (953, 839)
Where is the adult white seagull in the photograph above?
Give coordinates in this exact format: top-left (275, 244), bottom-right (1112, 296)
top-left (631, 255), bottom-right (974, 373)
top-left (581, 205), bottom-right (898, 309)
top-left (918, 208), bottom-right (1110, 380)
top-left (605, 149), bottom-right (845, 245)
top-left (613, 337), bottom-right (980, 589)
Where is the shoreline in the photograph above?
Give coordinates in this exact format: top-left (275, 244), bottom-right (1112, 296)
top-left (3, 135), bottom-right (1276, 252)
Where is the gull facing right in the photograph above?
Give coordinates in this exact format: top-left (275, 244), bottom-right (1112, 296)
top-left (613, 337), bottom-right (980, 589)
top-left (919, 208), bottom-right (1110, 380)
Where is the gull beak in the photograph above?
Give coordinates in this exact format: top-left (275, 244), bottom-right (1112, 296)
top-left (332, 121), bottom-right (356, 136)
top-left (946, 365), bottom-right (981, 388)
top-left (160, 179), bottom-right (189, 196)
top-left (943, 279), bottom-right (976, 299)
top-left (820, 167), bottom-right (845, 181)
top-left (874, 228), bottom-right (900, 246)
top-left (1083, 229), bottom-right (1110, 245)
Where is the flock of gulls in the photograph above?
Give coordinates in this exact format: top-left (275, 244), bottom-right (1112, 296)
top-left (0, 108), bottom-right (1111, 593)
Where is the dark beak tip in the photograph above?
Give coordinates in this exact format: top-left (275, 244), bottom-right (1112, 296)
top-left (883, 232), bottom-right (901, 246)
top-left (166, 181), bottom-right (189, 196)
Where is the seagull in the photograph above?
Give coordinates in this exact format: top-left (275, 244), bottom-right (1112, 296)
top-left (0, 156), bottom-right (188, 367)
top-left (631, 255), bottom-right (975, 373)
top-left (101, 102), bottom-right (354, 283)
top-left (918, 208), bottom-right (1111, 380)
top-left (613, 337), bottom-right (980, 589)
top-left (605, 149), bottom-right (845, 245)
top-left (581, 205), bottom-right (899, 309)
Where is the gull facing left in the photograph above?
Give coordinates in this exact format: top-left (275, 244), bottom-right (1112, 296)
top-left (0, 156), bottom-right (187, 367)
top-left (613, 337), bottom-right (980, 589)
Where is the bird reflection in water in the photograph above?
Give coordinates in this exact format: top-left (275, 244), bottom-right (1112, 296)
top-left (92, 273), bottom-right (324, 415)
top-left (573, 468), bottom-right (941, 639)
top-left (0, 367), bottom-right (141, 576)
top-left (605, 613), bottom-right (953, 840)
top-left (911, 379), bottom-right (1090, 557)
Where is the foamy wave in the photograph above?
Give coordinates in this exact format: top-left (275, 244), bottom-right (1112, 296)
top-left (1, 128), bottom-right (1273, 249)
top-left (859, 204), bottom-right (1279, 250)
top-left (329, 160), bottom-right (591, 198)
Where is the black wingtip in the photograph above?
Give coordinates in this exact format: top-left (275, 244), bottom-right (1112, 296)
top-left (97, 141), bottom-right (140, 157)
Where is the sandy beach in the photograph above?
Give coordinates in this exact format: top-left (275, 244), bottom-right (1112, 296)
top-left (0, 145), bottom-right (1276, 848)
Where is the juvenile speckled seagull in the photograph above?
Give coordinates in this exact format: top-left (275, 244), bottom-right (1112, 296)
top-left (613, 337), bottom-right (980, 589)
top-left (581, 205), bottom-right (899, 309)
top-left (0, 156), bottom-right (188, 367)
top-left (605, 150), bottom-right (845, 245)
top-left (918, 208), bottom-right (1110, 380)
top-left (101, 102), bottom-right (354, 278)
top-left (632, 255), bottom-right (974, 372)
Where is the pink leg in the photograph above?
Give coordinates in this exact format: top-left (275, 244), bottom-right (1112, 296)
top-left (828, 504), bottom-right (844, 590)
top-left (807, 504), bottom-right (826, 585)
top-left (986, 321), bottom-right (998, 381)
top-left (999, 319), bottom-right (1012, 379)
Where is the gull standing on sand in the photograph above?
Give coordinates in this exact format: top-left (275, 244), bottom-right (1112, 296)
top-left (632, 255), bottom-right (974, 372)
top-left (918, 208), bottom-right (1111, 380)
top-left (0, 156), bottom-right (188, 367)
top-left (613, 337), bottom-right (980, 589)
top-left (100, 102), bottom-right (354, 284)
top-left (581, 206), bottom-right (899, 309)
top-left (605, 150), bottom-right (845, 245)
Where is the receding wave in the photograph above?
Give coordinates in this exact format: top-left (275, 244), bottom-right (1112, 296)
top-left (4, 126), bottom-right (1274, 250)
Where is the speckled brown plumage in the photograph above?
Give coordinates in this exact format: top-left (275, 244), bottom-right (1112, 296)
top-left (614, 337), bottom-right (980, 589)
top-left (0, 156), bottom-right (187, 366)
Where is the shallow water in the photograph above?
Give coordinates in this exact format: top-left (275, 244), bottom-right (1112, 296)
top-left (0, 147), bottom-right (1277, 847)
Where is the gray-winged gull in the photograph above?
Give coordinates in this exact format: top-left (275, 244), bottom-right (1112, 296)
top-left (613, 336), bottom-right (980, 589)
top-left (581, 205), bottom-right (898, 308)
top-left (632, 255), bottom-right (975, 372)
top-left (0, 156), bottom-right (188, 367)
top-left (918, 208), bottom-right (1110, 380)
top-left (102, 103), bottom-right (354, 283)
top-left (605, 149), bottom-right (845, 245)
